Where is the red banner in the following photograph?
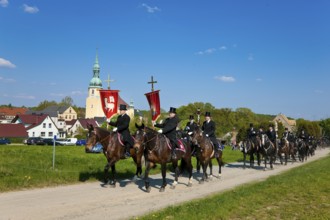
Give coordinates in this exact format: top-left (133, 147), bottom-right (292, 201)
top-left (145, 90), bottom-right (161, 121)
top-left (99, 90), bottom-right (119, 119)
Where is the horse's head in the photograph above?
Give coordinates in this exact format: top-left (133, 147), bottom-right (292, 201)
top-left (191, 126), bottom-right (203, 145)
top-left (134, 123), bottom-right (145, 152)
top-left (85, 123), bottom-right (98, 152)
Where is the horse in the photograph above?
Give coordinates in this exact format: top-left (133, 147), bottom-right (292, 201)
top-left (278, 137), bottom-right (290, 165)
top-left (133, 126), bottom-right (193, 192)
top-left (297, 138), bottom-right (307, 162)
top-left (86, 124), bottom-right (143, 187)
top-left (191, 126), bottom-right (223, 183)
top-left (240, 136), bottom-right (261, 169)
top-left (260, 134), bottom-right (276, 170)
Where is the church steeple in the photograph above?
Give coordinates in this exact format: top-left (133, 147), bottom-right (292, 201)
top-left (89, 49), bottom-right (102, 88)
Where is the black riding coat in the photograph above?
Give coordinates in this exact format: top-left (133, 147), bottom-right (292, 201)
top-left (109, 114), bottom-right (134, 146)
top-left (202, 120), bottom-right (218, 146)
top-left (267, 129), bottom-right (276, 143)
top-left (155, 116), bottom-right (179, 142)
top-left (185, 121), bottom-right (198, 133)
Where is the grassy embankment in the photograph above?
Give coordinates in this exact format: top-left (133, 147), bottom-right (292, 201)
top-left (138, 153), bottom-right (330, 220)
top-left (0, 145), bottom-right (241, 192)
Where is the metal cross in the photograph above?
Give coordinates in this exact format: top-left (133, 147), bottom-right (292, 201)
top-left (104, 74), bottom-right (115, 90)
top-left (147, 76), bottom-right (157, 92)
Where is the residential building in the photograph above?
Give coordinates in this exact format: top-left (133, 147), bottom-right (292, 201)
top-left (0, 124), bottom-right (28, 138)
top-left (0, 107), bottom-right (28, 124)
top-left (12, 114), bottom-right (59, 138)
top-left (68, 118), bottom-right (99, 136)
top-left (272, 113), bottom-right (296, 132)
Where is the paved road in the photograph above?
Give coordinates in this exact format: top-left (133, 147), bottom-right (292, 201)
top-left (0, 148), bottom-right (329, 220)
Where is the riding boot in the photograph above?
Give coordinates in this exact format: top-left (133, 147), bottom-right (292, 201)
top-left (214, 144), bottom-right (220, 158)
top-left (171, 144), bottom-right (177, 160)
top-left (124, 144), bottom-right (131, 158)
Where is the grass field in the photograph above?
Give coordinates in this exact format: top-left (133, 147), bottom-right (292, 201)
top-left (0, 145), bottom-right (241, 192)
top-left (138, 154), bottom-right (330, 220)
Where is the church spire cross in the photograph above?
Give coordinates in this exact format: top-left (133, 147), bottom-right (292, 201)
top-left (105, 74), bottom-right (115, 90)
top-left (148, 76), bottom-right (157, 92)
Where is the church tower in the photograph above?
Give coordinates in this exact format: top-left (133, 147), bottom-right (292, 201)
top-left (85, 51), bottom-right (105, 119)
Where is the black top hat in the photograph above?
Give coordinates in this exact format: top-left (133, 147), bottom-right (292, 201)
top-left (205, 112), bottom-right (211, 117)
top-left (189, 115), bottom-right (194, 120)
top-left (119, 104), bottom-right (127, 111)
top-left (169, 107), bottom-right (176, 114)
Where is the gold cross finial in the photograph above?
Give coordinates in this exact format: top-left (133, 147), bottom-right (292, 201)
top-left (147, 76), bottom-right (157, 92)
top-left (105, 74), bottom-right (115, 89)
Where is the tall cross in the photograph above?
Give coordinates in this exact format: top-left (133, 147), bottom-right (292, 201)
top-left (104, 74), bottom-right (115, 90)
top-left (148, 76), bottom-right (157, 92)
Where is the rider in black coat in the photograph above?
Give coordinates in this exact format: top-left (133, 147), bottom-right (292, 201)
top-left (202, 112), bottom-right (220, 157)
top-left (185, 115), bottom-right (198, 135)
top-left (155, 107), bottom-right (179, 159)
top-left (108, 104), bottom-right (134, 158)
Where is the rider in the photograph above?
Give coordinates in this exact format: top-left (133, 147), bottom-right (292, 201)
top-left (247, 123), bottom-right (257, 141)
top-left (185, 115), bottom-right (198, 136)
top-left (108, 104), bottom-right (134, 158)
top-left (266, 125), bottom-right (277, 144)
top-left (202, 112), bottom-right (220, 157)
top-left (154, 107), bottom-right (179, 160)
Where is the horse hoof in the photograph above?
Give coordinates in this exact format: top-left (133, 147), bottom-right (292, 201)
top-left (146, 187), bottom-right (151, 193)
top-left (199, 180), bottom-right (204, 184)
top-left (159, 187), bottom-right (165, 192)
top-left (170, 185), bottom-right (176, 189)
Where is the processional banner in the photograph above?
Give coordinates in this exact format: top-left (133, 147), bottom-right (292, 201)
top-left (145, 90), bottom-right (161, 122)
top-left (99, 90), bottom-right (119, 119)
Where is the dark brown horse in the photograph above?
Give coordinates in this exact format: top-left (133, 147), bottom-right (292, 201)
top-left (86, 124), bottom-right (144, 187)
top-left (134, 126), bottom-right (193, 192)
top-left (240, 136), bottom-right (261, 169)
top-left (191, 126), bottom-right (222, 183)
top-left (260, 134), bottom-right (276, 170)
top-left (278, 137), bottom-right (290, 165)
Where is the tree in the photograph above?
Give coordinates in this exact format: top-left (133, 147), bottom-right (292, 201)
top-left (60, 96), bottom-right (74, 106)
top-left (33, 100), bottom-right (58, 110)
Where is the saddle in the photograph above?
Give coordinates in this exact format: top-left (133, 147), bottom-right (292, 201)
top-left (164, 137), bottom-right (186, 152)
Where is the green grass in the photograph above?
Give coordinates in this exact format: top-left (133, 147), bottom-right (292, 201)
top-left (0, 145), bottom-right (241, 192)
top-left (137, 154), bottom-right (330, 220)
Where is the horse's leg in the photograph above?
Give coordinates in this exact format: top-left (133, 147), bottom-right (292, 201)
top-left (144, 160), bottom-right (152, 193)
top-left (209, 160), bottom-right (213, 180)
top-left (243, 152), bottom-right (246, 169)
top-left (214, 157), bottom-right (222, 179)
top-left (186, 157), bottom-right (193, 187)
top-left (196, 156), bottom-right (201, 173)
top-left (171, 160), bottom-right (179, 189)
top-left (159, 163), bottom-right (167, 192)
top-left (257, 150), bottom-right (261, 166)
top-left (264, 154), bottom-right (267, 171)
top-left (250, 151), bottom-right (254, 168)
top-left (109, 164), bottom-right (116, 188)
top-left (103, 163), bottom-right (110, 185)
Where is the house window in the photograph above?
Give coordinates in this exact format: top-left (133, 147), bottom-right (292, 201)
top-left (32, 132), bottom-right (35, 137)
top-left (69, 109), bottom-right (72, 113)
top-left (69, 115), bottom-right (71, 119)
top-left (49, 132), bottom-right (53, 137)
top-left (92, 89), bottom-right (94, 95)
top-left (65, 115), bottom-right (67, 119)
top-left (41, 132), bottom-right (45, 137)
top-left (49, 123), bottom-right (52, 128)
top-left (43, 123), bottom-right (46, 128)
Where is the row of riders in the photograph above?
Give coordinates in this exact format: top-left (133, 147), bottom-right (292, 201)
top-left (242, 123), bottom-right (319, 170)
top-left (86, 104), bottom-right (223, 192)
top-left (86, 104), bottom-right (320, 192)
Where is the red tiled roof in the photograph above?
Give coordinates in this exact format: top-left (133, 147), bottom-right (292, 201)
top-left (66, 119), bottom-right (76, 126)
top-left (0, 124), bottom-right (28, 138)
top-left (13, 114), bottom-right (48, 125)
top-left (0, 107), bottom-right (28, 116)
top-left (79, 119), bottom-right (98, 129)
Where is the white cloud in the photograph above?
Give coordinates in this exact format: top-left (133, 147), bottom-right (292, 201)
top-left (23, 4), bottom-right (39, 14)
top-left (195, 48), bottom-right (216, 55)
top-left (13, 94), bottom-right (36, 99)
top-left (248, 53), bottom-right (254, 61)
top-left (141, 3), bottom-right (161, 13)
top-left (0, 0), bottom-right (8, 7)
top-left (215, 76), bottom-right (236, 82)
top-left (71, 90), bottom-right (86, 96)
top-left (219, 46), bottom-right (227, 50)
top-left (0, 57), bottom-right (16, 68)
top-left (50, 93), bottom-right (65, 97)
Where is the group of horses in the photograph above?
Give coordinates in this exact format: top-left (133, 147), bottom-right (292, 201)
top-left (85, 123), bottom-right (223, 193)
top-left (239, 133), bottom-right (320, 170)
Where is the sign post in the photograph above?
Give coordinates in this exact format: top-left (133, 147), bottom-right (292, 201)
top-left (52, 135), bottom-right (56, 169)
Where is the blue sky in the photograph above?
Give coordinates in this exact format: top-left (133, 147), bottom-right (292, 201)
top-left (1, 0), bottom-right (329, 121)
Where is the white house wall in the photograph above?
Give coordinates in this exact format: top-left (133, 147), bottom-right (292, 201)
top-left (27, 116), bottom-right (59, 138)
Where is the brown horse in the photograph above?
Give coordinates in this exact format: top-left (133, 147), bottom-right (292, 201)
top-left (86, 124), bottom-right (144, 187)
top-left (278, 137), bottom-right (290, 165)
top-left (260, 134), bottom-right (276, 170)
top-left (240, 136), bottom-right (261, 169)
top-left (191, 126), bottom-right (223, 183)
top-left (134, 126), bottom-right (193, 192)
